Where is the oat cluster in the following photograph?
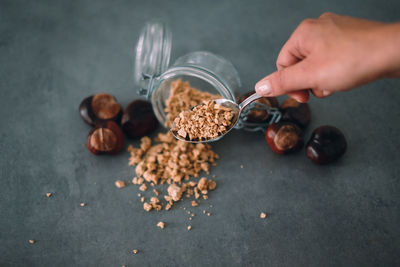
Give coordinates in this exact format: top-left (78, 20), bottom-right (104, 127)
top-left (172, 100), bottom-right (234, 141)
top-left (164, 79), bottom-right (221, 128)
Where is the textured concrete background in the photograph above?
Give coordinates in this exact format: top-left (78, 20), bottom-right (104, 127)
top-left (1, 0), bottom-right (400, 266)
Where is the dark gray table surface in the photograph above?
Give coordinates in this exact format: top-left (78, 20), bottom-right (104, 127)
top-left (1, 0), bottom-right (400, 266)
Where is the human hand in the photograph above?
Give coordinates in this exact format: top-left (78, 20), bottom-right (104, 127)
top-left (255, 12), bottom-right (400, 102)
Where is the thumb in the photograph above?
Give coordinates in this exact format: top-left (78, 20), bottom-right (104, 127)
top-left (255, 60), bottom-right (314, 97)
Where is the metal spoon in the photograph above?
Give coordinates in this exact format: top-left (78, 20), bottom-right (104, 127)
top-left (171, 93), bottom-right (264, 143)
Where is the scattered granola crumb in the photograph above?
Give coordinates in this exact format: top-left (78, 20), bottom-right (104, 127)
top-left (212, 174), bottom-right (216, 178)
top-left (203, 210), bottom-right (206, 214)
top-left (157, 221), bottom-right (165, 229)
top-left (240, 165), bottom-right (244, 169)
top-left (143, 202), bottom-right (152, 212)
top-left (189, 217), bottom-right (192, 221)
top-left (187, 225), bottom-right (192, 231)
top-left (80, 202), bottom-right (86, 207)
top-left (136, 177), bottom-right (144, 185)
top-left (133, 249), bottom-right (138, 254)
top-left (150, 197), bottom-right (160, 204)
top-left (207, 180), bottom-right (217, 191)
top-left (186, 189), bottom-right (194, 196)
top-left (127, 144), bottom-right (134, 152)
top-left (197, 178), bottom-right (208, 191)
top-left (203, 195), bottom-right (208, 200)
top-left (140, 197), bottom-right (145, 202)
top-left (207, 213), bottom-right (211, 216)
top-left (139, 184), bottom-right (147, 192)
top-left (28, 239), bottom-right (35, 244)
top-left (191, 213), bottom-right (195, 217)
top-left (187, 181), bottom-right (197, 187)
top-left (153, 189), bottom-right (160, 196)
top-left (168, 184), bottom-right (183, 201)
top-left (260, 212), bottom-right (267, 219)
top-left (115, 180), bottom-right (126, 188)
top-left (191, 201), bottom-right (198, 207)
top-left (137, 193), bottom-right (141, 197)
top-left (165, 203), bottom-right (172, 210)
top-left (45, 193), bottom-right (52, 197)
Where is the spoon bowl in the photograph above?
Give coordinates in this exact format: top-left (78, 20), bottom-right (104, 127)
top-left (171, 93), bottom-right (263, 143)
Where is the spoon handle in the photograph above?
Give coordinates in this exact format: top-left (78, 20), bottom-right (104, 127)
top-left (239, 93), bottom-right (263, 111)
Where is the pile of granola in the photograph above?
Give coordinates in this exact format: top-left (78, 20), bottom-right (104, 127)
top-left (128, 133), bottom-right (218, 211)
top-left (128, 79), bottom-right (220, 211)
top-left (171, 100), bottom-right (234, 141)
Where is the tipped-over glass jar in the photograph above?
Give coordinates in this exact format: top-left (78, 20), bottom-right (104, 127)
top-left (134, 20), bottom-right (280, 132)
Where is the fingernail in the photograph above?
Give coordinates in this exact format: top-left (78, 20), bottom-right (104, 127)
top-left (322, 90), bottom-right (331, 96)
top-left (255, 80), bottom-right (272, 96)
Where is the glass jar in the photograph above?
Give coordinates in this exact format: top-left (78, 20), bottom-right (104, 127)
top-left (134, 20), bottom-right (280, 131)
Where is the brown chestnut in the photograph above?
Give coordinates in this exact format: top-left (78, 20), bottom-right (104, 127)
top-left (87, 121), bottom-right (124, 155)
top-left (121, 99), bottom-right (158, 139)
top-left (306, 125), bottom-right (347, 165)
top-left (280, 98), bottom-right (311, 128)
top-left (79, 93), bottom-right (122, 126)
top-left (238, 91), bottom-right (279, 122)
top-left (265, 122), bottom-right (304, 154)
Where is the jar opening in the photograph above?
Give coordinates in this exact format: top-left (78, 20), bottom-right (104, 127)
top-left (151, 66), bottom-right (236, 128)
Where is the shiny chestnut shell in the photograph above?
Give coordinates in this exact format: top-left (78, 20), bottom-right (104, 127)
top-left (121, 99), bottom-right (158, 139)
top-left (280, 98), bottom-right (311, 128)
top-left (79, 94), bottom-right (122, 126)
top-left (238, 91), bottom-right (279, 122)
top-left (306, 125), bottom-right (347, 164)
top-left (265, 122), bottom-right (304, 155)
top-left (87, 121), bottom-right (124, 155)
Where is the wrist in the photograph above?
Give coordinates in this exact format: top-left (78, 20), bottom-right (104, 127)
top-left (377, 23), bottom-right (400, 78)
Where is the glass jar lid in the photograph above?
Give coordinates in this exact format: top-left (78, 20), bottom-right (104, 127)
top-left (134, 20), bottom-right (172, 97)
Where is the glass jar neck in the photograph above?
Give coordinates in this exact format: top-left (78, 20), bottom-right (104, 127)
top-left (152, 65), bottom-right (236, 101)
top-left (147, 65), bottom-right (237, 128)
